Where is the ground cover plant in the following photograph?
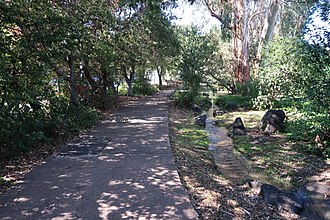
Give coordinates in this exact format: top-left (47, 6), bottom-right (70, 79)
top-left (168, 106), bottom-right (287, 219)
top-left (214, 110), bottom-right (329, 189)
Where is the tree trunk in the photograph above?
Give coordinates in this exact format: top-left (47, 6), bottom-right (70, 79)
top-left (157, 66), bottom-right (163, 88)
top-left (68, 56), bottom-right (78, 105)
top-left (233, 0), bottom-right (250, 83)
top-left (122, 65), bottom-right (135, 96)
top-left (254, 0), bottom-right (282, 75)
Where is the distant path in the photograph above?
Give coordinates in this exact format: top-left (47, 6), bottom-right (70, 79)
top-left (0, 91), bottom-right (197, 220)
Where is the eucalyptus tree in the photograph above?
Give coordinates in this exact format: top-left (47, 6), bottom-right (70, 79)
top-left (198, 0), bottom-right (317, 81)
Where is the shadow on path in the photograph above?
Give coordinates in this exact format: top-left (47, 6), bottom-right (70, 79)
top-left (0, 91), bottom-right (197, 220)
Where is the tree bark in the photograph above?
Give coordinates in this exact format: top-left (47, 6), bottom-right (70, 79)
top-left (232, 0), bottom-right (250, 83)
top-left (157, 66), bottom-right (163, 88)
top-left (122, 65), bottom-right (135, 96)
top-left (254, 0), bottom-right (282, 75)
top-left (68, 56), bottom-right (78, 105)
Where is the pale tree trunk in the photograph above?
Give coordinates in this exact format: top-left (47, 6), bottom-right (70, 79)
top-left (232, 0), bottom-right (250, 83)
top-left (254, 0), bottom-right (282, 75)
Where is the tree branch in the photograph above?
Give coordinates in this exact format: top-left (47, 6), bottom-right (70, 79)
top-left (204, 0), bottom-right (233, 31)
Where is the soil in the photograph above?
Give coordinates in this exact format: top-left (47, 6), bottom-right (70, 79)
top-left (169, 106), bottom-right (291, 220)
top-left (169, 106), bottom-right (329, 219)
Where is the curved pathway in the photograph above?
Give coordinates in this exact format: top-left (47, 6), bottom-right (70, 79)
top-left (0, 91), bottom-right (197, 220)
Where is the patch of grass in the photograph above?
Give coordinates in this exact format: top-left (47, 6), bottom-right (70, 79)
top-left (215, 111), bottom-right (264, 129)
top-left (169, 107), bottom-right (283, 219)
top-left (233, 136), bottom-right (254, 156)
top-left (216, 110), bottom-right (327, 189)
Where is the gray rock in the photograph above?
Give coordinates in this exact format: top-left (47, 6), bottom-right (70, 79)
top-left (245, 179), bottom-right (263, 193)
top-left (195, 114), bottom-right (207, 127)
top-left (213, 110), bottom-right (225, 117)
top-left (260, 184), bottom-right (306, 214)
top-left (192, 105), bottom-right (202, 114)
top-left (260, 110), bottom-right (285, 134)
top-left (232, 117), bottom-right (247, 135)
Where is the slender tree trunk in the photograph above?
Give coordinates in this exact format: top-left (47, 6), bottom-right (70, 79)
top-left (232, 0), bottom-right (250, 83)
top-left (157, 66), bottom-right (163, 88)
top-left (122, 65), bottom-right (135, 96)
top-left (68, 56), bottom-right (78, 105)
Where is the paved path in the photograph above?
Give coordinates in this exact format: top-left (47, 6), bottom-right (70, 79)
top-left (0, 91), bottom-right (197, 220)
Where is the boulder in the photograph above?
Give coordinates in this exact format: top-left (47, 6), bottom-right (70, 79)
top-left (195, 114), bottom-right (207, 127)
top-left (260, 184), bottom-right (306, 215)
top-left (213, 110), bottom-right (225, 117)
top-left (192, 104), bottom-right (202, 115)
top-left (232, 117), bottom-right (247, 135)
top-left (260, 110), bottom-right (285, 134)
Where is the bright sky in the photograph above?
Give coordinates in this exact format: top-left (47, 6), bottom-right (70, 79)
top-left (170, 0), bottom-right (220, 32)
top-left (305, 10), bottom-right (330, 46)
top-left (171, 0), bottom-right (329, 45)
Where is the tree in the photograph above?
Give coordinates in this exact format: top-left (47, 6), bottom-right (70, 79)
top-left (201, 0), bottom-right (317, 81)
top-left (176, 26), bottom-right (214, 92)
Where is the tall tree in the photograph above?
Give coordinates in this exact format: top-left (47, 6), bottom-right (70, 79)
top-left (202, 0), bottom-right (316, 81)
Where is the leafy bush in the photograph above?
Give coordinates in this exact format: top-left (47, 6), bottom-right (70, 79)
top-left (133, 77), bottom-right (158, 96)
top-left (285, 113), bottom-right (330, 159)
top-left (254, 37), bottom-right (330, 113)
top-left (171, 90), bottom-right (211, 110)
top-left (234, 80), bottom-right (259, 99)
top-left (0, 96), bottom-right (100, 160)
top-left (215, 95), bottom-right (252, 111)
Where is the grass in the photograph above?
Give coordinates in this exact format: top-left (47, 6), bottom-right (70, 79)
top-left (169, 107), bottom-right (284, 219)
top-left (215, 111), bottom-right (264, 129)
top-left (214, 110), bottom-right (327, 189)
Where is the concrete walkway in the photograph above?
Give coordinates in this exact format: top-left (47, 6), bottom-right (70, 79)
top-left (0, 91), bottom-right (197, 220)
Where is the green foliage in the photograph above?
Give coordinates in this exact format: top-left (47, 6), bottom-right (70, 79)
top-left (176, 26), bottom-right (215, 93)
top-left (285, 113), bottom-right (330, 159)
top-left (234, 80), bottom-right (259, 98)
top-left (0, 94), bottom-right (100, 159)
top-left (171, 90), bottom-right (211, 110)
top-left (215, 95), bottom-right (252, 111)
top-left (254, 36), bottom-right (330, 113)
top-left (133, 76), bottom-right (158, 96)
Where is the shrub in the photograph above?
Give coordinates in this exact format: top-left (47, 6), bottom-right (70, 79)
top-left (285, 113), bottom-right (330, 159)
top-left (215, 95), bottom-right (252, 111)
top-left (133, 77), bottom-right (158, 96)
top-left (171, 90), bottom-right (211, 110)
top-left (0, 97), bottom-right (100, 160)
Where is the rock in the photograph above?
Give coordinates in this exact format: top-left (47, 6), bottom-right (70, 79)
top-left (232, 117), bottom-right (247, 135)
top-left (195, 114), bottom-right (207, 127)
top-left (213, 110), bottom-right (225, 117)
top-left (260, 184), bottom-right (306, 215)
top-left (192, 104), bottom-right (202, 114)
top-left (260, 110), bottom-right (285, 134)
top-left (245, 179), bottom-right (263, 193)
